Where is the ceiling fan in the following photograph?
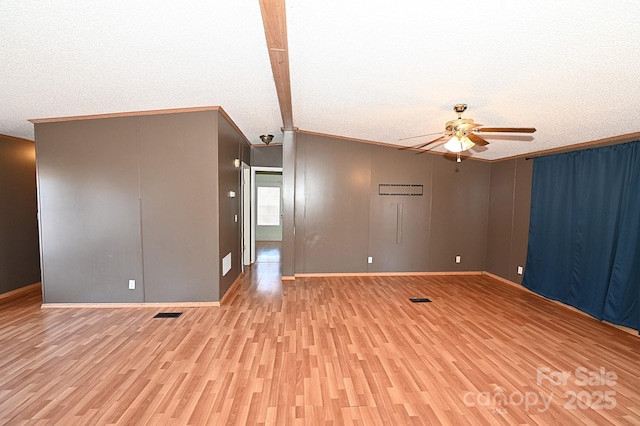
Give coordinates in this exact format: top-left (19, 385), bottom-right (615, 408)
top-left (400, 104), bottom-right (536, 156)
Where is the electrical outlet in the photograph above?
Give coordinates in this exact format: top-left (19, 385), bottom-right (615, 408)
top-left (234, 214), bottom-right (238, 223)
top-left (517, 266), bottom-right (523, 275)
top-left (455, 255), bottom-right (461, 264)
top-left (128, 279), bottom-right (135, 290)
top-left (367, 256), bottom-right (373, 264)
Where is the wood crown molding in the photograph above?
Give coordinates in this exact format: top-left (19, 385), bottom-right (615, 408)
top-left (29, 106), bottom-right (222, 124)
top-left (498, 131), bottom-right (640, 162)
top-left (296, 129), bottom-right (484, 161)
top-left (0, 133), bottom-right (35, 143)
top-left (297, 129), bottom-right (640, 163)
top-left (29, 105), bottom-right (250, 145)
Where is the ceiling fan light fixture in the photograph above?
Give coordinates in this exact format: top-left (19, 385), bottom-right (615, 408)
top-left (443, 135), bottom-right (474, 153)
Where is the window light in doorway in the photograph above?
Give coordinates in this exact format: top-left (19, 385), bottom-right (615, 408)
top-left (257, 187), bottom-right (280, 226)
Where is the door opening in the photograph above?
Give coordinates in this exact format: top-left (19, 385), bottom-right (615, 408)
top-left (250, 166), bottom-right (283, 264)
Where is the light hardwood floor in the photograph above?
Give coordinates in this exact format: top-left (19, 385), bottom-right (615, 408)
top-left (1, 265), bottom-right (639, 425)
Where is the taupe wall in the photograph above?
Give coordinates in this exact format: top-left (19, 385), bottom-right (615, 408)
top-left (294, 133), bottom-right (492, 274)
top-left (429, 155), bottom-right (491, 271)
top-left (138, 112), bottom-right (219, 302)
top-left (485, 157), bottom-right (533, 283)
top-left (32, 106), bottom-right (536, 301)
top-left (0, 135), bottom-right (41, 294)
top-left (241, 138), bottom-right (251, 168)
top-left (367, 145), bottom-right (431, 272)
top-left (295, 135), bottom-right (371, 273)
top-left (36, 118), bottom-right (145, 303)
top-left (251, 144), bottom-right (283, 167)
top-left (217, 114), bottom-right (245, 297)
top-left (35, 110), bottom-right (241, 303)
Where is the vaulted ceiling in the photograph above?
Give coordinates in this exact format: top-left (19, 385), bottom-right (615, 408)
top-left (2, 1), bottom-right (639, 159)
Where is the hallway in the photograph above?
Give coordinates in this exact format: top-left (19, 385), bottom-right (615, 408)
top-left (255, 241), bottom-right (282, 264)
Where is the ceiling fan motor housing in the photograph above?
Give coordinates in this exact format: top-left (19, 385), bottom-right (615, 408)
top-left (445, 118), bottom-right (479, 133)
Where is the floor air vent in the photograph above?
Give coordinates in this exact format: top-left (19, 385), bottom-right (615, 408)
top-left (409, 298), bottom-right (431, 303)
top-left (153, 312), bottom-right (183, 318)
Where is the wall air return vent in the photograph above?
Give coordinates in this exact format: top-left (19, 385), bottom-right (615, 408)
top-left (378, 184), bottom-right (423, 196)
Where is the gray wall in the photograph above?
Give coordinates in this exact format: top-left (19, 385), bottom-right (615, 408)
top-left (138, 112), bottom-right (219, 302)
top-left (35, 110), bottom-right (242, 303)
top-left (295, 134), bottom-right (371, 273)
top-left (251, 144), bottom-right (283, 167)
top-left (0, 135), bottom-right (41, 294)
top-left (367, 145), bottom-right (431, 272)
top-left (36, 118), bottom-right (144, 303)
top-left (294, 133), bottom-right (492, 274)
top-left (429, 154), bottom-right (491, 271)
top-left (485, 157), bottom-right (533, 283)
top-left (217, 114), bottom-right (245, 297)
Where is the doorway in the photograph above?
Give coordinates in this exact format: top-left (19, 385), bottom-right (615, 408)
top-left (250, 166), bottom-right (283, 264)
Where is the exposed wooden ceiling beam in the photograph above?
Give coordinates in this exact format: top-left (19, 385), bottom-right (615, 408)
top-left (259, 0), bottom-right (294, 131)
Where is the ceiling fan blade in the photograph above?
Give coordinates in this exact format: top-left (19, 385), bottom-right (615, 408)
top-left (414, 136), bottom-right (446, 154)
top-left (478, 127), bottom-right (536, 133)
top-left (398, 132), bottom-right (444, 142)
top-left (399, 135), bottom-right (446, 151)
top-left (456, 122), bottom-right (483, 131)
top-left (467, 133), bottom-right (489, 146)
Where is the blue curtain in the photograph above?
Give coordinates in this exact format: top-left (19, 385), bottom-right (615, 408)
top-left (523, 141), bottom-right (640, 333)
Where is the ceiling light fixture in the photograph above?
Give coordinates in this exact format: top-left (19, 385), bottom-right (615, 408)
top-left (259, 134), bottom-right (274, 145)
top-left (443, 134), bottom-right (474, 153)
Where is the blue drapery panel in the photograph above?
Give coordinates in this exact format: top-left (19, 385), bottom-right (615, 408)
top-left (523, 141), bottom-right (640, 333)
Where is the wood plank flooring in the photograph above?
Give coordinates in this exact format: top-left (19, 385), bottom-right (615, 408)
top-left (1, 264), bottom-right (639, 425)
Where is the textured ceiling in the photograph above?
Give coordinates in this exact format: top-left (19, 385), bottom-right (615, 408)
top-left (0, 1), bottom-right (282, 145)
top-left (2, 1), bottom-right (639, 159)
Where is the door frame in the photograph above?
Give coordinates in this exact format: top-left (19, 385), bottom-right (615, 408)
top-left (242, 162), bottom-right (251, 268)
top-left (250, 166), bottom-right (283, 264)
